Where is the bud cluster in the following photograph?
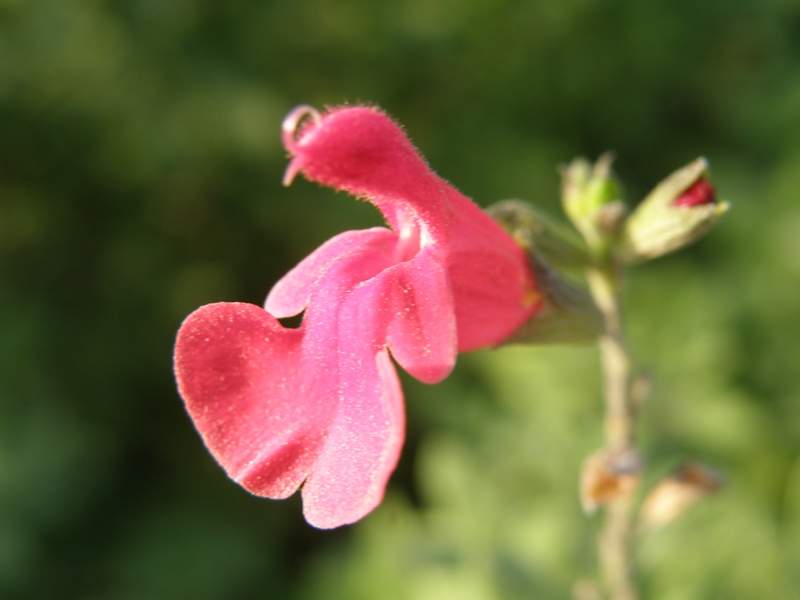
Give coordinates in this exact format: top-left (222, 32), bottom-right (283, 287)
top-left (560, 155), bottom-right (728, 264)
top-left (488, 155), bottom-right (727, 346)
top-left (484, 152), bottom-right (729, 596)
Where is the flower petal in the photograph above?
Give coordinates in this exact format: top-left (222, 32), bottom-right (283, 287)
top-left (284, 106), bottom-right (451, 238)
top-left (449, 246), bottom-right (538, 351)
top-left (174, 302), bottom-right (335, 499)
top-left (444, 187), bottom-right (540, 350)
top-left (301, 347), bottom-right (404, 529)
top-left (268, 240), bottom-right (414, 528)
top-left (266, 228), bottom-right (397, 318)
top-left (383, 246), bottom-right (457, 383)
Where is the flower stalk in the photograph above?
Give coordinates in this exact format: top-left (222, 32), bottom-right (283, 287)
top-left (587, 262), bottom-right (639, 600)
top-left (588, 265), bottom-right (633, 451)
top-left (562, 154), bottom-right (727, 600)
top-left (561, 153), bottom-right (640, 599)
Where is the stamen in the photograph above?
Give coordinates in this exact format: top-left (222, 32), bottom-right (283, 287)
top-left (281, 105), bottom-right (322, 155)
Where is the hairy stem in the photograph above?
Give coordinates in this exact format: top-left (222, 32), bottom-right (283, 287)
top-left (587, 265), bottom-right (638, 600)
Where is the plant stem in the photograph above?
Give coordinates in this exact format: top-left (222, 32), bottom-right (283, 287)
top-left (587, 264), bottom-right (638, 600)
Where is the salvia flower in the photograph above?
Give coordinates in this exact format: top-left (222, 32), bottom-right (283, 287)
top-left (174, 105), bottom-right (540, 528)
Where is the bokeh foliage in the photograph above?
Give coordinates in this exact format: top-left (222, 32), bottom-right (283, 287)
top-left (1, 0), bottom-right (800, 598)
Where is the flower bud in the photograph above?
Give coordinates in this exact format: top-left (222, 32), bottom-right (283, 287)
top-left (619, 158), bottom-right (729, 263)
top-left (639, 461), bottom-right (723, 529)
top-left (561, 153), bottom-right (625, 253)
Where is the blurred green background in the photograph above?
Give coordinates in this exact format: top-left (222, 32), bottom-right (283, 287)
top-left (2, 0), bottom-right (799, 598)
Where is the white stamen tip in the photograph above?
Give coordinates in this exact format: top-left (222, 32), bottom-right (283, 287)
top-left (282, 104), bottom-right (322, 154)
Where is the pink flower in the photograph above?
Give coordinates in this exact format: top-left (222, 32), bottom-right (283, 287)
top-left (174, 105), bottom-right (540, 528)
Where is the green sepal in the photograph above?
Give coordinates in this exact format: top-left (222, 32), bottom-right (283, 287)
top-left (505, 246), bottom-right (603, 345)
top-left (487, 199), bottom-right (590, 270)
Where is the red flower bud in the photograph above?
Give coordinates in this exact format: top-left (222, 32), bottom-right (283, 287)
top-left (672, 178), bottom-right (715, 208)
top-left (620, 158), bottom-right (728, 262)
